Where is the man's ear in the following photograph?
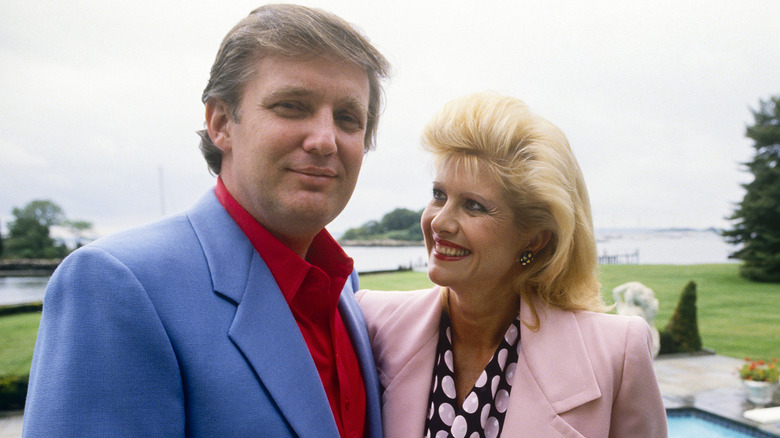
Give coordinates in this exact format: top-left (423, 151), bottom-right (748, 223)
top-left (205, 99), bottom-right (232, 152)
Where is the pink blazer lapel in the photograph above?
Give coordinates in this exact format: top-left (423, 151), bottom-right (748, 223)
top-left (358, 288), bottom-right (442, 438)
top-left (502, 301), bottom-right (601, 436)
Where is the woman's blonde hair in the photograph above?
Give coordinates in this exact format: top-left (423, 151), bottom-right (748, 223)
top-left (423, 92), bottom-right (604, 325)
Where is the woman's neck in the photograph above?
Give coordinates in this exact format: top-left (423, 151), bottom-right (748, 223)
top-left (446, 286), bottom-right (520, 350)
top-left (444, 286), bottom-right (520, 405)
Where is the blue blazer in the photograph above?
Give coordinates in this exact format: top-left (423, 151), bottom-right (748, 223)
top-left (23, 191), bottom-right (382, 437)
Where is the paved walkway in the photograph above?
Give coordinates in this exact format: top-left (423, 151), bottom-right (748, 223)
top-left (0, 411), bottom-right (22, 438)
top-left (2, 354), bottom-right (778, 437)
top-left (656, 353), bottom-right (780, 436)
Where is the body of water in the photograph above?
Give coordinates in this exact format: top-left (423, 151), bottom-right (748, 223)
top-left (347, 228), bottom-right (737, 272)
top-left (0, 276), bottom-right (49, 306)
top-left (0, 229), bottom-right (738, 306)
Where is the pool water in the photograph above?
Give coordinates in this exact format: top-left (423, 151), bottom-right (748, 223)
top-left (667, 409), bottom-right (776, 438)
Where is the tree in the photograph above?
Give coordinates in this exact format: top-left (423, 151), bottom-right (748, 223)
top-left (380, 208), bottom-right (420, 231)
top-left (4, 200), bottom-right (67, 259)
top-left (340, 208), bottom-right (424, 242)
top-left (64, 219), bottom-right (95, 248)
top-left (723, 96), bottom-right (780, 282)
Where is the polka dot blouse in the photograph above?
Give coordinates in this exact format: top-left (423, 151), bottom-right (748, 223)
top-left (424, 312), bottom-right (521, 438)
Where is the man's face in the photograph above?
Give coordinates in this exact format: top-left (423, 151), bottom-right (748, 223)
top-left (216, 54), bottom-right (370, 252)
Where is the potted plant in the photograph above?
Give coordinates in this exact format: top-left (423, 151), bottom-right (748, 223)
top-left (739, 357), bottom-right (779, 406)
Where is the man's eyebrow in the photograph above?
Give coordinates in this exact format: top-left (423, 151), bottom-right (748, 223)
top-left (261, 86), bottom-right (313, 102)
top-left (339, 95), bottom-right (369, 118)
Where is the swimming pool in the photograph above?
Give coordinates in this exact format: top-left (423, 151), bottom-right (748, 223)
top-left (667, 409), bottom-right (778, 437)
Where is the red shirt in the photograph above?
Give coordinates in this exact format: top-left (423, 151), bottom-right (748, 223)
top-left (215, 179), bottom-right (366, 438)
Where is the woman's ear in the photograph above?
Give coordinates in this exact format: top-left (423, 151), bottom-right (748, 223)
top-left (205, 99), bottom-right (232, 153)
top-left (528, 230), bottom-right (552, 254)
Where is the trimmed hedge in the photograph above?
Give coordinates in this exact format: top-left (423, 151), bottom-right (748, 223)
top-left (0, 302), bottom-right (42, 317)
top-left (659, 281), bottom-right (703, 354)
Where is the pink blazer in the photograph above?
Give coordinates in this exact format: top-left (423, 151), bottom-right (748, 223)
top-left (356, 287), bottom-right (667, 438)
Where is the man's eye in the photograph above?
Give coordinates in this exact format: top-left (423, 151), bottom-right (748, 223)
top-left (272, 102), bottom-right (304, 115)
top-left (336, 112), bottom-right (364, 131)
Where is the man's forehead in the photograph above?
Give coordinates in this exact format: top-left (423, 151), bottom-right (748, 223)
top-left (250, 55), bottom-right (369, 106)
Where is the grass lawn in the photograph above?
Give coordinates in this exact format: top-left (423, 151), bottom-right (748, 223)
top-left (360, 264), bottom-right (780, 360)
top-left (1, 264), bottom-right (776, 381)
top-left (0, 312), bottom-right (41, 376)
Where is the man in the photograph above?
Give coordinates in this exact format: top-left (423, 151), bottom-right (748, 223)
top-left (23, 5), bottom-right (390, 437)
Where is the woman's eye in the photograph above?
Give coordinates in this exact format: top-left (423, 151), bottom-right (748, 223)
top-left (465, 199), bottom-right (487, 212)
top-left (432, 188), bottom-right (446, 201)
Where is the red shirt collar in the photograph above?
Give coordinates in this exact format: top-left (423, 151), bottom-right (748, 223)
top-left (214, 177), bottom-right (354, 304)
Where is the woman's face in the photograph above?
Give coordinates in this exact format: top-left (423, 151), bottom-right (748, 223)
top-left (421, 161), bottom-right (529, 298)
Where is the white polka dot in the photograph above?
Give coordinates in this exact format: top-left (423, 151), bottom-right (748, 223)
top-left (433, 375), bottom-right (438, 393)
top-left (425, 431), bottom-right (430, 438)
top-left (428, 401), bottom-right (434, 420)
top-left (469, 433), bottom-right (480, 438)
top-left (485, 417), bottom-right (500, 438)
top-left (446, 326), bottom-right (451, 342)
top-left (435, 431), bottom-right (449, 438)
top-left (442, 375), bottom-right (456, 399)
top-left (462, 392), bottom-right (479, 414)
top-left (496, 389), bottom-right (510, 413)
top-left (506, 362), bottom-right (517, 383)
top-left (497, 348), bottom-right (508, 370)
top-left (444, 350), bottom-right (454, 372)
top-left (475, 370), bottom-right (487, 387)
top-left (480, 404), bottom-right (491, 427)
top-left (439, 403), bottom-right (456, 426)
top-left (505, 323), bottom-right (518, 344)
top-left (491, 375), bottom-right (500, 396)
top-left (452, 415), bottom-right (468, 438)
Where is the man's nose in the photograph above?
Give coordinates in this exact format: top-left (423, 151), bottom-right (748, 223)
top-left (302, 111), bottom-right (338, 155)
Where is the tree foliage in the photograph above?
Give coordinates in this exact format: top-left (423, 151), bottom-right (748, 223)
top-left (341, 208), bottom-right (423, 242)
top-left (3, 200), bottom-right (93, 259)
top-left (723, 96), bottom-right (780, 282)
top-left (64, 220), bottom-right (95, 248)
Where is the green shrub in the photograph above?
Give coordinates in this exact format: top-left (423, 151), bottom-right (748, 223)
top-left (659, 281), bottom-right (702, 354)
top-left (0, 374), bottom-right (28, 410)
top-left (0, 302), bottom-right (43, 317)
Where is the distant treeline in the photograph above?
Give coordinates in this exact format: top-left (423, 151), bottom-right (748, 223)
top-left (340, 208), bottom-right (423, 242)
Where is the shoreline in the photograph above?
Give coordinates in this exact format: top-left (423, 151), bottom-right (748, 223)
top-left (340, 240), bottom-right (424, 247)
top-left (0, 260), bottom-right (59, 277)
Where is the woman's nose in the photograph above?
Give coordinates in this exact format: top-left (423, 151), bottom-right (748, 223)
top-left (430, 204), bottom-right (458, 235)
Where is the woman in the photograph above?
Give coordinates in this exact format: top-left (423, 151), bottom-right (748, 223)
top-left (356, 92), bottom-right (667, 437)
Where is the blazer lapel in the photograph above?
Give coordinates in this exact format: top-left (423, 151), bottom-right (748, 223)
top-left (187, 191), bottom-right (339, 438)
top-left (228, 256), bottom-right (339, 438)
top-left (502, 300), bottom-right (601, 436)
top-left (338, 279), bottom-right (383, 438)
top-left (377, 288), bottom-right (442, 438)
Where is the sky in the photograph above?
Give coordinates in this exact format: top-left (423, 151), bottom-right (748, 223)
top-left (2, 0), bottom-right (779, 241)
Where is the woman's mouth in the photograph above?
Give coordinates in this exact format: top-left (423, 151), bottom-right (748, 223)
top-left (433, 238), bottom-right (471, 258)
